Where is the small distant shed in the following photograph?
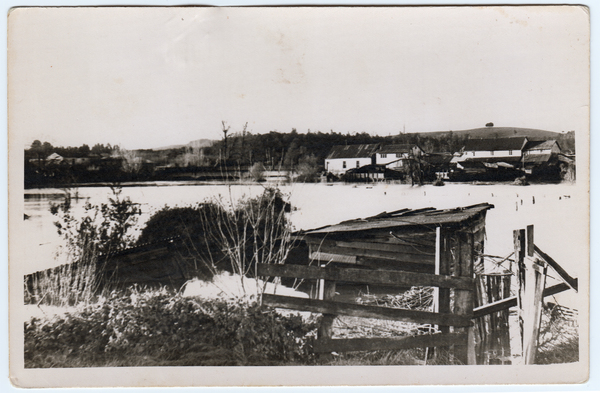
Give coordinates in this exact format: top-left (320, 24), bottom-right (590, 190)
top-left (300, 203), bottom-right (494, 275)
top-left (344, 164), bottom-right (403, 182)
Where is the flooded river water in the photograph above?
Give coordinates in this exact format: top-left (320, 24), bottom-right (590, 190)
top-left (20, 181), bottom-right (586, 308)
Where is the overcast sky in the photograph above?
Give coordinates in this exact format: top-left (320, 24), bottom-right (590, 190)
top-left (8, 6), bottom-right (589, 150)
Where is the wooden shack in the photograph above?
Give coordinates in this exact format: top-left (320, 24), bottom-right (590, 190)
top-left (260, 203), bottom-right (494, 364)
top-left (301, 203), bottom-right (493, 275)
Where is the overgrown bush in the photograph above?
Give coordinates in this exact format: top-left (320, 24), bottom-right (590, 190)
top-left (51, 186), bottom-right (141, 259)
top-left (295, 154), bottom-right (320, 182)
top-left (137, 187), bottom-right (293, 285)
top-left (26, 187), bottom-right (141, 306)
top-left (535, 303), bottom-right (579, 364)
top-left (25, 288), bottom-right (319, 368)
top-left (248, 162), bottom-right (266, 182)
top-left (136, 203), bottom-right (227, 279)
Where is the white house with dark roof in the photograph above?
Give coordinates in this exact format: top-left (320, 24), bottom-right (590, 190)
top-left (325, 144), bottom-right (380, 175)
top-left (453, 137), bottom-right (529, 169)
top-left (375, 144), bottom-right (424, 169)
top-left (461, 137), bottom-right (528, 159)
top-left (523, 140), bottom-right (561, 156)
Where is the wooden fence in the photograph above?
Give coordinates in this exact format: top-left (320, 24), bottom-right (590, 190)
top-left (257, 258), bottom-right (476, 364)
top-left (471, 225), bottom-right (578, 365)
top-left (258, 223), bottom-right (579, 365)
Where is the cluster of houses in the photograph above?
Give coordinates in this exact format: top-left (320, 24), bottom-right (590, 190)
top-left (41, 152), bottom-right (125, 171)
top-left (325, 136), bottom-right (574, 183)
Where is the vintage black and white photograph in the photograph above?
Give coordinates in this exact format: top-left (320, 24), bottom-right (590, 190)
top-left (8, 5), bottom-right (590, 387)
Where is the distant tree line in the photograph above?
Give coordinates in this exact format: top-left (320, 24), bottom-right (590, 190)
top-left (26, 140), bottom-right (114, 161)
top-left (209, 128), bottom-right (470, 170)
top-left (24, 127), bottom-right (576, 187)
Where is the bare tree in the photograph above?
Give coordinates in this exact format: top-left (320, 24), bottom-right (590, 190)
top-left (114, 146), bottom-right (142, 174)
top-left (221, 121), bottom-right (230, 160)
top-left (198, 188), bottom-right (293, 295)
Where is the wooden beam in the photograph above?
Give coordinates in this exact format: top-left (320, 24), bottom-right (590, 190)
top-left (306, 232), bottom-right (436, 249)
top-left (311, 244), bottom-right (435, 264)
top-left (527, 225), bottom-right (535, 257)
top-left (257, 263), bottom-right (474, 290)
top-left (534, 245), bottom-right (578, 292)
top-left (314, 333), bottom-right (467, 353)
top-left (262, 294), bottom-right (472, 327)
top-left (522, 259), bottom-right (547, 364)
top-left (355, 257), bottom-right (435, 273)
top-left (335, 240), bottom-right (434, 256)
top-left (438, 230), bottom-right (452, 333)
top-left (473, 296), bottom-right (517, 318)
top-left (514, 229), bottom-right (526, 357)
top-left (543, 282), bottom-right (574, 297)
top-left (472, 282), bottom-right (573, 318)
top-left (454, 231), bottom-right (476, 365)
top-left (318, 274), bottom-right (337, 363)
top-left (310, 251), bottom-right (357, 264)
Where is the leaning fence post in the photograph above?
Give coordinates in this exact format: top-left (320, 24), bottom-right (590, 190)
top-left (514, 228), bottom-right (526, 359)
top-left (521, 225), bottom-right (547, 364)
top-left (318, 265), bottom-right (337, 362)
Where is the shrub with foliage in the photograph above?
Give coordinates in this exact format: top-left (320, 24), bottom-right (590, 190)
top-left (295, 154), bottom-right (320, 182)
top-left (25, 288), bottom-right (319, 368)
top-left (136, 203), bottom-right (227, 279)
top-left (136, 187), bottom-right (293, 284)
top-left (26, 187), bottom-right (141, 306)
top-left (51, 187), bottom-right (141, 259)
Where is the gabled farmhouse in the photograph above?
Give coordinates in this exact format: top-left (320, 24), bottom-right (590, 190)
top-left (461, 137), bottom-right (528, 160)
top-left (521, 140), bottom-right (562, 176)
top-left (455, 137), bottom-right (528, 169)
top-left (325, 144), bottom-right (380, 175)
top-left (522, 140), bottom-right (561, 158)
top-left (450, 137), bottom-right (529, 181)
top-left (375, 144), bottom-right (424, 169)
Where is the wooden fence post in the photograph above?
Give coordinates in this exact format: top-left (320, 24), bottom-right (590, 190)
top-left (514, 228), bottom-right (526, 359)
top-left (521, 225), bottom-right (547, 364)
top-left (318, 265), bottom-right (337, 361)
top-left (515, 226), bottom-right (548, 364)
top-left (522, 258), bottom-right (546, 364)
top-left (454, 231), bottom-right (476, 365)
top-left (434, 228), bottom-right (452, 362)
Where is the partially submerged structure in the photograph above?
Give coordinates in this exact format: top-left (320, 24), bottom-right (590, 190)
top-left (300, 203), bottom-right (493, 275)
top-left (324, 144), bottom-right (380, 175)
top-left (261, 203), bottom-right (495, 364)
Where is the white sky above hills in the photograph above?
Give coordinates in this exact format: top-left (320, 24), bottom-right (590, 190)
top-left (8, 6), bottom-right (589, 150)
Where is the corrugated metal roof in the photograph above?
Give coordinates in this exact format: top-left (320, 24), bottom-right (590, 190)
top-left (523, 140), bottom-right (559, 151)
top-left (461, 156), bottom-right (522, 164)
top-left (424, 153), bottom-right (454, 165)
top-left (377, 144), bottom-right (421, 154)
top-left (303, 203), bottom-right (494, 235)
top-left (326, 144), bottom-right (380, 159)
top-left (522, 153), bottom-right (553, 164)
top-left (463, 137), bottom-right (527, 152)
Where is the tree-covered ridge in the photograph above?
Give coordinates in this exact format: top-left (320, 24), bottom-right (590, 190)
top-left (211, 128), bottom-right (474, 170)
top-left (24, 126), bottom-right (575, 187)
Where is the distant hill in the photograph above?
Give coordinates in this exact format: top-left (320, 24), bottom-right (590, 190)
top-left (187, 139), bottom-right (215, 149)
top-left (152, 139), bottom-right (215, 151)
top-left (416, 126), bottom-right (570, 141)
top-left (152, 144), bottom-right (186, 151)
